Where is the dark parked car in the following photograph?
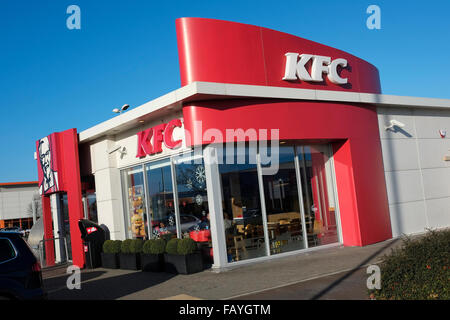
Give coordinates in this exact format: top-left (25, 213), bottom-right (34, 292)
top-left (0, 227), bottom-right (26, 237)
top-left (0, 232), bottom-right (46, 300)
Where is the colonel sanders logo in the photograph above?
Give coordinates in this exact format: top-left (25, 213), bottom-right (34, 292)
top-left (38, 136), bottom-right (59, 195)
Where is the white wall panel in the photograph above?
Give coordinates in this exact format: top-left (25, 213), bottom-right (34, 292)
top-left (417, 139), bottom-right (450, 169)
top-left (425, 197), bottom-right (450, 229)
top-left (0, 186), bottom-right (39, 220)
top-left (384, 170), bottom-right (424, 205)
top-left (413, 109), bottom-right (450, 139)
top-left (2, 192), bottom-right (21, 220)
top-left (421, 168), bottom-right (450, 200)
top-left (389, 201), bottom-right (428, 238)
top-left (96, 199), bottom-right (125, 240)
top-left (379, 106), bottom-right (450, 238)
top-left (381, 139), bottom-right (419, 172)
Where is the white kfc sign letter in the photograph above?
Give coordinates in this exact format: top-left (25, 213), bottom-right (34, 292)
top-left (283, 52), bottom-right (348, 85)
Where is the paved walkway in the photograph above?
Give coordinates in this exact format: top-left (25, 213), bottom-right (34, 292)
top-left (42, 237), bottom-right (405, 300)
top-left (232, 267), bottom-right (369, 300)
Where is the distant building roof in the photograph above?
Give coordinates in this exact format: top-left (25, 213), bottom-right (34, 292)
top-left (0, 181), bottom-right (38, 187)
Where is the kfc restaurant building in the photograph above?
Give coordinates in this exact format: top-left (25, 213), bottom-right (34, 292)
top-left (36, 18), bottom-right (450, 270)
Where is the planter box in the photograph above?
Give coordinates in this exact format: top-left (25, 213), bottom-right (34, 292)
top-left (164, 252), bottom-right (203, 275)
top-left (119, 253), bottom-right (141, 270)
top-left (101, 253), bottom-right (120, 269)
top-left (196, 242), bottom-right (213, 268)
top-left (141, 253), bottom-right (164, 272)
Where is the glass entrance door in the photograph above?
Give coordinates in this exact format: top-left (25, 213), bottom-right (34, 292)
top-left (261, 147), bottom-right (306, 254)
top-left (297, 145), bottom-right (339, 247)
top-left (219, 144), bottom-right (341, 264)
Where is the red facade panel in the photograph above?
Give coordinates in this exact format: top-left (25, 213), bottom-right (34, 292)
top-left (176, 17), bottom-right (381, 94)
top-left (177, 18), bottom-right (390, 246)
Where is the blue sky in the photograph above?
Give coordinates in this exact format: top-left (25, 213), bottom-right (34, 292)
top-left (1, 0), bottom-right (449, 182)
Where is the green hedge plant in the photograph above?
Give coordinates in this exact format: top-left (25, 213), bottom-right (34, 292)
top-left (103, 240), bottom-right (122, 254)
top-left (121, 239), bottom-right (133, 254)
top-left (369, 229), bottom-right (450, 300)
top-left (165, 238), bottom-right (180, 255)
top-left (177, 238), bottom-right (197, 255)
top-left (111, 240), bottom-right (122, 254)
top-left (142, 240), bottom-right (154, 254)
top-left (129, 239), bottom-right (144, 254)
top-left (150, 238), bottom-right (166, 254)
top-left (143, 239), bottom-right (167, 255)
top-left (102, 240), bottom-right (112, 253)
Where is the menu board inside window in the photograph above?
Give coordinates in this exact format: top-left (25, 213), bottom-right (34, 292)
top-left (128, 184), bottom-right (146, 238)
top-left (123, 166), bottom-right (148, 239)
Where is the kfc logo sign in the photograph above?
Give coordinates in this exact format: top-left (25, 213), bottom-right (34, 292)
top-left (136, 119), bottom-right (183, 158)
top-left (37, 135), bottom-right (59, 195)
top-left (282, 53), bottom-right (348, 85)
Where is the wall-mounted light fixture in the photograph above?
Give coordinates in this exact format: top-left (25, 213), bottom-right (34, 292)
top-left (112, 104), bottom-right (130, 115)
top-left (107, 145), bottom-right (127, 157)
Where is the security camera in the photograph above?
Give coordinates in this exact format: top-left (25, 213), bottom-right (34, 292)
top-left (390, 120), bottom-right (405, 128)
top-left (385, 119), bottom-right (406, 131)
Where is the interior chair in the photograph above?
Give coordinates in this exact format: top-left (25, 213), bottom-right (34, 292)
top-left (233, 235), bottom-right (247, 261)
top-left (288, 220), bottom-right (302, 238)
top-left (307, 219), bottom-right (323, 247)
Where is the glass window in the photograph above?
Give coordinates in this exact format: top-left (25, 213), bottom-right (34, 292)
top-left (180, 215), bottom-right (197, 224)
top-left (122, 166), bottom-right (148, 239)
top-left (86, 193), bottom-right (98, 223)
top-left (262, 146), bottom-right (306, 254)
top-left (0, 239), bottom-right (16, 263)
top-left (145, 159), bottom-right (177, 240)
top-left (174, 154), bottom-right (208, 238)
top-left (60, 193), bottom-right (72, 261)
top-left (22, 218), bottom-right (33, 230)
top-left (298, 145), bottom-right (339, 247)
top-left (219, 146), bottom-right (267, 263)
